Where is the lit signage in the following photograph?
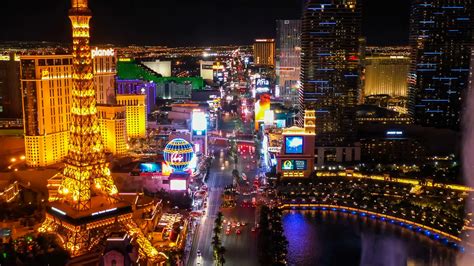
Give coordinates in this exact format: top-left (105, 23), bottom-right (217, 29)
top-left (171, 153), bottom-right (184, 163)
top-left (170, 179), bottom-right (187, 191)
top-left (255, 94), bottom-right (271, 123)
top-left (91, 47), bottom-right (115, 58)
top-left (282, 160), bottom-right (307, 171)
top-left (386, 131), bottom-right (403, 136)
top-left (285, 136), bottom-right (304, 154)
top-left (264, 110), bottom-right (274, 125)
top-left (255, 78), bottom-right (270, 94)
top-left (162, 162), bottom-right (172, 176)
top-left (139, 163), bottom-right (161, 173)
top-left (92, 208), bottom-right (117, 216)
top-left (267, 147), bottom-right (281, 153)
top-left (51, 207), bottom-right (66, 215)
top-left (192, 111), bottom-right (207, 136)
top-left (41, 70), bottom-right (49, 79)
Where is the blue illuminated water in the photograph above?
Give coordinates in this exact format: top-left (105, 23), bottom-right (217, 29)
top-left (283, 211), bottom-right (459, 266)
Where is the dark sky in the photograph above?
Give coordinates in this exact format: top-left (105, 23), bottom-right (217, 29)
top-left (1, 0), bottom-right (411, 47)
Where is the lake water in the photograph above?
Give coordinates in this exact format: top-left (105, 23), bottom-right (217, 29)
top-left (283, 211), bottom-right (462, 266)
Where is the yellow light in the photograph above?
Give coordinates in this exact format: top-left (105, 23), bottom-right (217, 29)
top-left (10, 158), bottom-right (16, 163)
top-left (20, 155), bottom-right (26, 160)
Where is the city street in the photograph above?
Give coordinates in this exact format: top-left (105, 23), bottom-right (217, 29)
top-left (188, 110), bottom-right (261, 265)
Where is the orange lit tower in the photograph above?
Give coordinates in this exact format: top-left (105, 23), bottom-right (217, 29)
top-left (39, 0), bottom-right (164, 262)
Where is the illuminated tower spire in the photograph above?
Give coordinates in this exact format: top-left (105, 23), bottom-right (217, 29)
top-left (59, 0), bottom-right (118, 211)
top-left (39, 1), bottom-right (164, 261)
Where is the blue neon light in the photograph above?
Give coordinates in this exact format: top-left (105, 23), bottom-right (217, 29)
top-left (441, 6), bottom-right (464, 9)
top-left (421, 99), bottom-right (449, 102)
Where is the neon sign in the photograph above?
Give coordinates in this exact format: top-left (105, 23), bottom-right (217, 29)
top-left (171, 153), bottom-right (184, 163)
top-left (91, 47), bottom-right (115, 58)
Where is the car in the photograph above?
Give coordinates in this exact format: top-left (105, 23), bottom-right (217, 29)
top-left (236, 229), bottom-right (241, 234)
top-left (237, 222), bottom-right (241, 227)
top-left (197, 250), bottom-right (202, 257)
top-left (251, 227), bottom-right (256, 232)
top-left (241, 221), bottom-right (247, 226)
top-left (227, 221), bottom-right (231, 226)
top-left (225, 229), bottom-right (231, 235)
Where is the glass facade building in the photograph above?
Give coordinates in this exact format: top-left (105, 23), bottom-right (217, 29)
top-left (276, 19), bottom-right (301, 107)
top-left (409, 0), bottom-right (473, 129)
top-left (300, 0), bottom-right (362, 146)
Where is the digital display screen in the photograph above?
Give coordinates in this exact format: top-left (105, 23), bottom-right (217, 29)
top-left (255, 78), bottom-right (270, 95)
top-left (282, 160), bottom-right (307, 171)
top-left (192, 111), bottom-right (207, 136)
top-left (170, 179), bottom-right (187, 191)
top-left (285, 136), bottom-right (303, 154)
top-left (139, 163), bottom-right (161, 173)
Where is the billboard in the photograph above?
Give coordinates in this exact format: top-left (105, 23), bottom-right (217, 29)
top-left (255, 94), bottom-right (271, 130)
top-left (170, 179), bottom-right (187, 191)
top-left (192, 111), bottom-right (207, 136)
top-left (285, 136), bottom-right (303, 154)
top-left (255, 78), bottom-right (270, 95)
top-left (139, 163), bottom-right (161, 173)
top-left (281, 159), bottom-right (307, 171)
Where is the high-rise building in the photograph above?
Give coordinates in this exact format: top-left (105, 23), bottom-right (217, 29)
top-left (409, 0), bottom-right (473, 129)
top-left (116, 94), bottom-right (147, 138)
top-left (362, 46), bottom-right (411, 98)
top-left (91, 47), bottom-right (117, 104)
top-left (20, 48), bottom-right (118, 166)
top-left (361, 46), bottom-right (411, 115)
top-left (116, 79), bottom-right (157, 113)
top-left (276, 20), bottom-right (301, 107)
top-left (97, 104), bottom-right (128, 155)
top-left (20, 55), bottom-right (73, 167)
top-left (253, 39), bottom-right (276, 67)
top-left (300, 0), bottom-right (362, 147)
top-left (0, 53), bottom-right (21, 119)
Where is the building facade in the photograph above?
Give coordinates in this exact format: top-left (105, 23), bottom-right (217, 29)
top-left (21, 52), bottom-right (119, 166)
top-left (20, 55), bottom-right (73, 167)
top-left (276, 20), bottom-right (301, 107)
top-left (0, 53), bottom-right (21, 119)
top-left (300, 0), bottom-right (362, 147)
top-left (116, 94), bottom-right (147, 138)
top-left (91, 47), bottom-right (117, 104)
top-left (363, 46), bottom-right (411, 99)
top-left (253, 39), bottom-right (276, 67)
top-left (97, 105), bottom-right (128, 155)
top-left (409, 0), bottom-right (473, 129)
top-left (116, 79), bottom-right (157, 113)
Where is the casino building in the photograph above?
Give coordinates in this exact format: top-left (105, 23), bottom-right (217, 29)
top-left (277, 110), bottom-right (316, 178)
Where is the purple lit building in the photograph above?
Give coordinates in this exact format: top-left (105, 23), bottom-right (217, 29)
top-left (116, 79), bottom-right (157, 113)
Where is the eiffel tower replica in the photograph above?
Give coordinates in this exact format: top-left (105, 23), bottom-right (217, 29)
top-left (39, 0), bottom-right (164, 262)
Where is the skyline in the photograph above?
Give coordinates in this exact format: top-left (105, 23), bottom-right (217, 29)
top-left (1, 0), bottom-right (410, 46)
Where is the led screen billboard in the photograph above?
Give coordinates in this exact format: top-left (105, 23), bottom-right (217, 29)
top-left (281, 160), bottom-right (307, 171)
top-left (285, 136), bottom-right (303, 154)
top-left (255, 93), bottom-right (271, 130)
top-left (192, 111), bottom-right (207, 136)
top-left (139, 163), bottom-right (161, 173)
top-left (170, 179), bottom-right (187, 191)
top-left (255, 78), bottom-right (270, 95)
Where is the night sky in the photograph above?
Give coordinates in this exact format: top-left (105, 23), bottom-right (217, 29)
top-left (1, 0), bottom-right (411, 46)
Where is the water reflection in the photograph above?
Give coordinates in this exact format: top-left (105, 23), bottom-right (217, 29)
top-left (283, 210), bottom-right (458, 266)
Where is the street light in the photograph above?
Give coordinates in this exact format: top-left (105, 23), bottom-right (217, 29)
top-left (10, 158), bottom-right (16, 162)
top-left (20, 155), bottom-right (26, 160)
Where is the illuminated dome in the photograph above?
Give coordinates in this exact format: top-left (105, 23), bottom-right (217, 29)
top-left (163, 138), bottom-right (194, 172)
